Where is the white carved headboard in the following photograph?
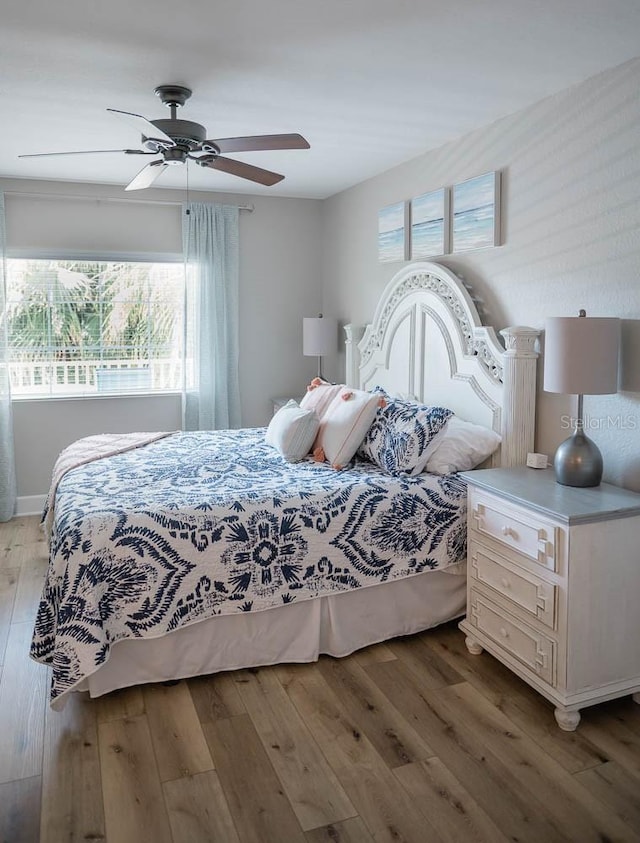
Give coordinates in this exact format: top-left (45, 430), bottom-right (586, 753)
top-left (344, 262), bottom-right (539, 468)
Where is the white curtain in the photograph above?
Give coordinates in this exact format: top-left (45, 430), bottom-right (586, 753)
top-left (182, 202), bottom-right (241, 431)
top-left (0, 194), bottom-right (17, 521)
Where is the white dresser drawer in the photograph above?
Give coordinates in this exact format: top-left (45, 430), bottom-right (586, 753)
top-left (470, 545), bottom-right (557, 629)
top-left (468, 590), bottom-right (556, 686)
top-left (470, 492), bottom-right (557, 571)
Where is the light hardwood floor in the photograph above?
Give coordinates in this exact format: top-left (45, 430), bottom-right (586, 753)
top-left (1, 515), bottom-right (640, 843)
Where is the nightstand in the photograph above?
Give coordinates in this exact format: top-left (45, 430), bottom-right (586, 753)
top-left (458, 467), bottom-right (640, 731)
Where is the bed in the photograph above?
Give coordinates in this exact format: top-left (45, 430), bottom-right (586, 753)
top-left (31, 261), bottom-right (539, 708)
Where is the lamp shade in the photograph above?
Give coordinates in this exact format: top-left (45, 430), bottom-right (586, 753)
top-left (543, 315), bottom-right (620, 395)
top-left (303, 316), bottom-right (336, 357)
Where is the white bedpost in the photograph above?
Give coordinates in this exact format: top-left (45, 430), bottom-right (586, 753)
top-left (499, 326), bottom-right (540, 467)
top-left (344, 323), bottom-right (366, 388)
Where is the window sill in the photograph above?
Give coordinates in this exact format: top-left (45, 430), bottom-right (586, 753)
top-left (11, 390), bottom-right (183, 403)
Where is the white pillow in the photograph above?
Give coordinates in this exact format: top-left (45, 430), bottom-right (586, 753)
top-left (265, 400), bottom-right (319, 462)
top-left (314, 387), bottom-right (380, 469)
top-left (299, 380), bottom-right (344, 420)
top-left (425, 416), bottom-right (502, 475)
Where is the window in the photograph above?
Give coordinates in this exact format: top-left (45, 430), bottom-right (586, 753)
top-left (5, 259), bottom-right (185, 398)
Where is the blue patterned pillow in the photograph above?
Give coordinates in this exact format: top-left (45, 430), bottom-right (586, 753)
top-left (359, 388), bottom-right (453, 476)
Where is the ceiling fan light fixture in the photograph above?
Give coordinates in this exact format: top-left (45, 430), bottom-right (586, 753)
top-left (163, 147), bottom-right (187, 165)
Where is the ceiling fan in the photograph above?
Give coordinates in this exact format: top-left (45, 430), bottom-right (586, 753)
top-left (19, 84), bottom-right (310, 190)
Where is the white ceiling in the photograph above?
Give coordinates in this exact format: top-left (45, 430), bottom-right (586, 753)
top-left (2, 0), bottom-right (639, 200)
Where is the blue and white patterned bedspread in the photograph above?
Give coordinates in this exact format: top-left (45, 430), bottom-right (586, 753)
top-left (31, 428), bottom-right (467, 704)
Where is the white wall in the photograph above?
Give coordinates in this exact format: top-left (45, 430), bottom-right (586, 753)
top-left (321, 57), bottom-right (640, 491)
top-left (3, 179), bottom-right (323, 497)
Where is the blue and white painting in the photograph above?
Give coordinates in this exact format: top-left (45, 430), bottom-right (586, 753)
top-left (411, 189), bottom-right (446, 259)
top-left (378, 201), bottom-right (407, 262)
top-left (452, 172), bottom-right (499, 252)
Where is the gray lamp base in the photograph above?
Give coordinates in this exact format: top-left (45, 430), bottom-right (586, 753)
top-left (554, 429), bottom-right (603, 487)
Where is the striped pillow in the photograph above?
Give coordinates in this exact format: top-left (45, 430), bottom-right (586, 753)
top-left (265, 400), bottom-right (319, 462)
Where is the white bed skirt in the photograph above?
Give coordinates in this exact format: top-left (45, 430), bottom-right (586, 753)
top-left (78, 566), bottom-right (466, 698)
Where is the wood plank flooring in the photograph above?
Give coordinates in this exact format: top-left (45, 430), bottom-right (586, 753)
top-left (1, 515), bottom-right (639, 843)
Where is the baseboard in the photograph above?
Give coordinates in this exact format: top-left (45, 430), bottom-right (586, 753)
top-left (16, 494), bottom-right (46, 517)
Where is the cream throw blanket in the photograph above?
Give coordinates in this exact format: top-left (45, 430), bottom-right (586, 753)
top-left (43, 431), bottom-right (176, 540)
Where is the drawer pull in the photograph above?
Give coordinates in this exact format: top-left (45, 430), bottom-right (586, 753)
top-left (501, 577), bottom-right (511, 589)
top-left (499, 627), bottom-right (509, 638)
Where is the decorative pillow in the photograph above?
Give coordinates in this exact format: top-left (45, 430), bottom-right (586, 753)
top-left (299, 378), bottom-right (344, 420)
top-left (265, 400), bottom-right (319, 462)
top-left (314, 387), bottom-right (380, 470)
top-left (425, 416), bottom-right (502, 475)
top-left (360, 388), bottom-right (453, 475)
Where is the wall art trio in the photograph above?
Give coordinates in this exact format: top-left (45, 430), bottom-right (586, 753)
top-left (378, 171), bottom-right (501, 262)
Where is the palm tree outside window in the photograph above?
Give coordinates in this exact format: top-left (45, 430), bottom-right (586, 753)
top-left (4, 259), bottom-right (184, 398)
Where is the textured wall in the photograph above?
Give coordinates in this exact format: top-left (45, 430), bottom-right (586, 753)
top-left (322, 57), bottom-right (640, 490)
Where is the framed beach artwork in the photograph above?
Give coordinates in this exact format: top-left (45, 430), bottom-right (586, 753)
top-left (452, 171), bottom-right (501, 252)
top-left (410, 188), bottom-right (448, 259)
top-left (378, 201), bottom-right (408, 262)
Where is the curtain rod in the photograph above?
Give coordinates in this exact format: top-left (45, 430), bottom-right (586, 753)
top-left (2, 190), bottom-right (254, 211)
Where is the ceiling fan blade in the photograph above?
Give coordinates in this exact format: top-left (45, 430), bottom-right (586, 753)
top-left (125, 160), bottom-right (167, 191)
top-left (107, 109), bottom-right (175, 146)
top-left (208, 133), bottom-right (310, 154)
top-left (202, 156), bottom-right (284, 186)
top-left (18, 149), bottom-right (154, 159)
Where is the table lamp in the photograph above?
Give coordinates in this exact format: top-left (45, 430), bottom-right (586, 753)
top-left (303, 314), bottom-right (336, 380)
top-left (543, 310), bottom-right (620, 487)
